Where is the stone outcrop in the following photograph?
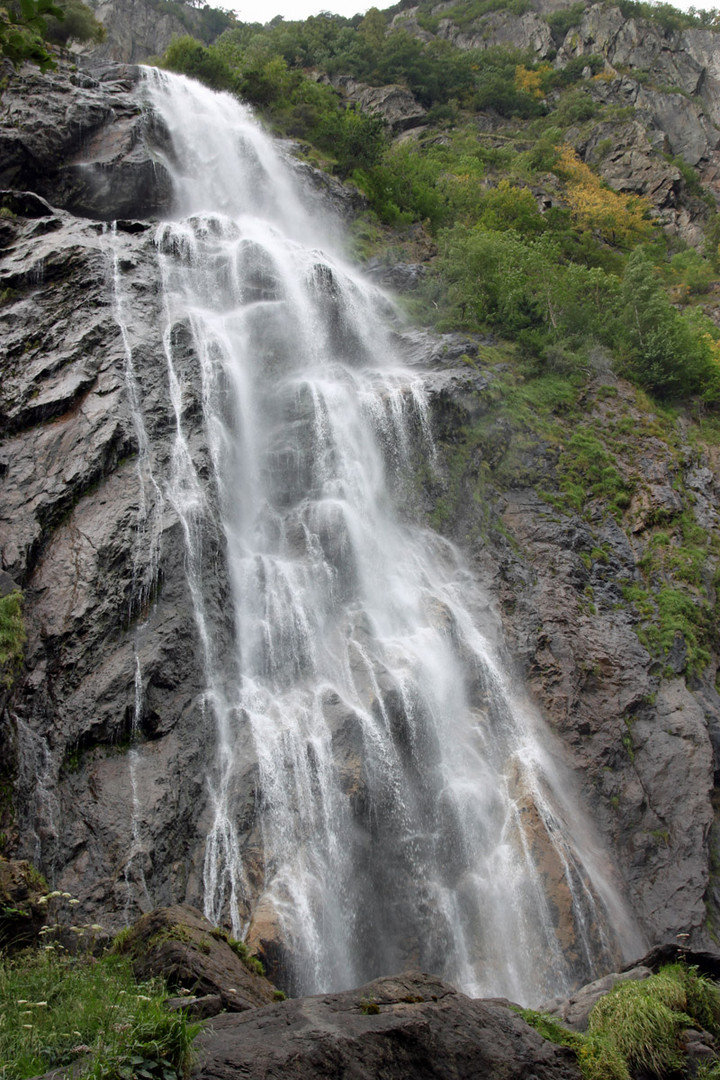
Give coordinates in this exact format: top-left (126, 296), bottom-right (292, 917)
top-left (0, 61), bottom-right (173, 220)
top-left (325, 75), bottom-right (427, 132)
top-left (118, 903), bottom-right (279, 1012)
top-left (392, 0), bottom-right (720, 238)
top-left (76, 0), bottom-right (217, 64)
top-left (188, 970), bottom-right (582, 1080)
top-left (0, 857), bottom-right (47, 949)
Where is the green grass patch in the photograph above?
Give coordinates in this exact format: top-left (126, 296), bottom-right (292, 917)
top-left (0, 591), bottom-right (25, 688)
top-left (521, 964), bottom-right (720, 1080)
top-left (0, 949), bottom-right (198, 1080)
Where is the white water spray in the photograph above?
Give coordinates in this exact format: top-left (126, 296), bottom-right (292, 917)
top-left (141, 68), bottom-right (642, 1002)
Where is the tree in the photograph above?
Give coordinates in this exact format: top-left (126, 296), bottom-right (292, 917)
top-left (0, 0), bottom-right (64, 69)
top-left (618, 248), bottom-right (720, 400)
top-left (46, 0), bottom-right (105, 45)
top-left (556, 144), bottom-right (652, 246)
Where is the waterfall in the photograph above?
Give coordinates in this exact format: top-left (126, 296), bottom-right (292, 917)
top-left (140, 68), bottom-right (642, 1003)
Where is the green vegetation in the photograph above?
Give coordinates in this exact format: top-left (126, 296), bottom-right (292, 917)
top-left (0, 0), bottom-right (65, 70)
top-left (0, 948), bottom-right (198, 1079)
top-left (0, 0), bottom-right (104, 68)
top-left (154, 0), bottom-right (720, 421)
top-left (520, 963), bottom-right (720, 1080)
top-left (0, 591), bottom-right (25, 689)
top-left (209, 926), bottom-right (265, 975)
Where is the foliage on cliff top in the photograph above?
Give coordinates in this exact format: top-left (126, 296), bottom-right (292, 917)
top-left (157, 0), bottom-right (720, 408)
top-left (0, 0), bottom-right (103, 69)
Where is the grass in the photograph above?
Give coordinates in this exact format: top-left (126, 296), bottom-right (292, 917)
top-left (0, 591), bottom-right (25, 688)
top-left (588, 971), bottom-right (689, 1075)
top-left (0, 948), bottom-right (199, 1080)
top-left (209, 926), bottom-right (265, 976)
top-left (520, 963), bottom-right (720, 1080)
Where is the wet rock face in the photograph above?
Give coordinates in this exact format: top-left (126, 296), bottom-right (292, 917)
top-left (497, 490), bottom-right (714, 944)
top-left (0, 69), bottom-right (217, 923)
top-left (0, 62), bottom-right (173, 220)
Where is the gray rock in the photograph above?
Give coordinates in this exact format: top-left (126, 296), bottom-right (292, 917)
top-left (329, 76), bottom-right (427, 132)
top-left (189, 971), bottom-right (582, 1080)
top-left (0, 62), bottom-right (173, 220)
top-left (636, 88), bottom-right (719, 166)
top-left (540, 966), bottom-right (652, 1030)
top-left (436, 10), bottom-right (554, 56)
top-left (166, 993), bottom-right (225, 1019)
top-left (78, 0), bottom-right (220, 63)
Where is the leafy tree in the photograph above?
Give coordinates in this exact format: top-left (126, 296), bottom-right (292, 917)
top-left (618, 248), bottom-right (720, 400)
top-left (317, 104), bottom-right (387, 175)
top-left (556, 144), bottom-right (652, 246)
top-left (160, 34), bottom-right (236, 90)
top-left (0, 0), bottom-right (64, 69)
top-left (358, 5), bottom-right (386, 50)
top-left (475, 179), bottom-right (546, 236)
top-left (46, 0), bottom-right (105, 44)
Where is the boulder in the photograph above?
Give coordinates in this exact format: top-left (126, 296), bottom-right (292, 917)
top-left (329, 76), bottom-right (427, 132)
top-left (541, 942), bottom-right (720, 1029)
top-left (118, 904), bottom-right (279, 1013)
top-left (189, 970), bottom-right (582, 1080)
top-left (0, 857), bottom-right (47, 949)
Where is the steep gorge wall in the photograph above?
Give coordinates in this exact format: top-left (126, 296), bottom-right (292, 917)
top-left (0, 28), bottom-right (719, 979)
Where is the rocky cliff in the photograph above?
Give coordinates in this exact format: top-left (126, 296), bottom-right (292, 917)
top-left (1, 0), bottom-right (720, 998)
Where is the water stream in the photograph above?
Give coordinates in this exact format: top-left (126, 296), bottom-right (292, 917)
top-left (141, 68), bottom-right (642, 1003)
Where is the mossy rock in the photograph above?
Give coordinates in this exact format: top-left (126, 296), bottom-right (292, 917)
top-left (0, 856), bottom-right (47, 951)
top-left (116, 904), bottom-right (278, 1013)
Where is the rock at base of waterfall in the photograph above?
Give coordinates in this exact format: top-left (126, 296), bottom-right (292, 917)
top-left (189, 970), bottom-right (582, 1080)
top-left (118, 904), bottom-right (279, 1013)
top-left (539, 942), bottom-right (720, 1031)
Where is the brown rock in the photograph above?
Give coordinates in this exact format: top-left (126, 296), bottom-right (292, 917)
top-left (119, 904), bottom-right (278, 1012)
top-left (0, 857), bottom-right (47, 949)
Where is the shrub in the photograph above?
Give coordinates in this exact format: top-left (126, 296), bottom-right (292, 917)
top-left (618, 249), bottom-right (720, 401)
top-left (160, 35), bottom-right (236, 91)
top-left (588, 972), bottom-right (689, 1076)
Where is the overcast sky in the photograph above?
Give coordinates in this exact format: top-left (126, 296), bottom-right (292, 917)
top-left (227, 0), bottom-right (717, 28)
top-left (230, 0), bottom-right (372, 24)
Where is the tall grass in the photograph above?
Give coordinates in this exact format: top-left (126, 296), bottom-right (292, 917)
top-left (521, 963), bottom-right (720, 1080)
top-left (0, 948), bottom-right (198, 1080)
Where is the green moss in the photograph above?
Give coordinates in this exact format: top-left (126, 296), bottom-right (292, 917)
top-left (209, 927), bottom-right (265, 975)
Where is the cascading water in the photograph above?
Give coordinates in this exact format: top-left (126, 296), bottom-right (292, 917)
top-left (139, 68), bottom-right (643, 1003)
